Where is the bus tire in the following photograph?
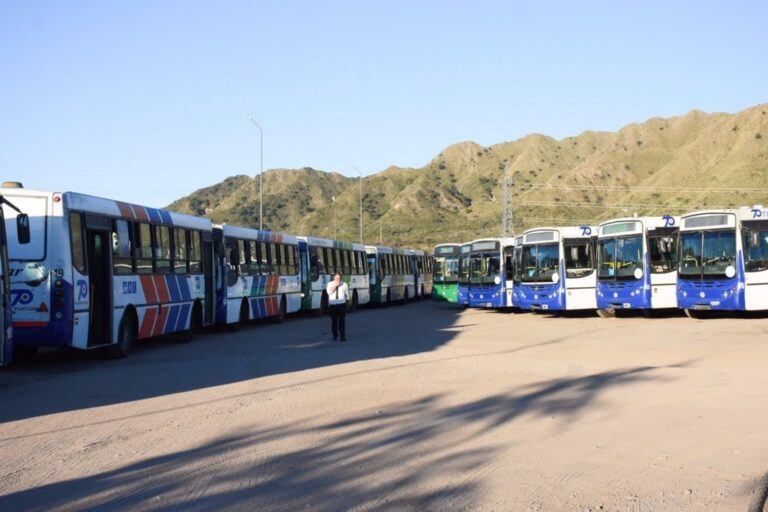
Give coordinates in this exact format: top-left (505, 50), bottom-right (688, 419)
top-left (229, 300), bottom-right (250, 332)
top-left (402, 287), bottom-right (409, 305)
top-left (175, 302), bottom-right (202, 343)
top-left (321, 293), bottom-right (329, 315)
top-left (596, 309), bottom-right (615, 318)
top-left (272, 296), bottom-right (286, 324)
top-left (684, 309), bottom-right (702, 319)
top-left (13, 345), bottom-right (38, 362)
top-left (349, 290), bottom-right (358, 312)
top-left (386, 288), bottom-right (392, 305)
top-left (104, 311), bottom-right (136, 359)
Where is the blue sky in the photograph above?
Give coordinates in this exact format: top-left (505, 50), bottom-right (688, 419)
top-left (1, 1), bottom-right (766, 207)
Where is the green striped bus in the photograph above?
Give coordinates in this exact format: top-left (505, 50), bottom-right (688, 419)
top-left (432, 243), bottom-right (460, 302)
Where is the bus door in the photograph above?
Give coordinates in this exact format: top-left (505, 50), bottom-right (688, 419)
top-left (202, 233), bottom-right (215, 324)
top-left (84, 214), bottom-right (112, 346)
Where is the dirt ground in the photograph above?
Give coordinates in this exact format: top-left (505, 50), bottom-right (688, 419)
top-left (1, 301), bottom-right (768, 511)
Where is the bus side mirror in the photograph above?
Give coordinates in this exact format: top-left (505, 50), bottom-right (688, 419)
top-left (17, 213), bottom-right (30, 244)
top-left (570, 247), bottom-right (579, 260)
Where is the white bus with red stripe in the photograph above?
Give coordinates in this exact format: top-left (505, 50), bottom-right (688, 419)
top-left (214, 224), bottom-right (302, 329)
top-left (2, 185), bottom-right (216, 358)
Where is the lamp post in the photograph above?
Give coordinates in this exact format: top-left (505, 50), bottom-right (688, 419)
top-left (245, 113), bottom-right (264, 231)
top-left (332, 196), bottom-right (337, 239)
top-left (353, 166), bottom-right (363, 244)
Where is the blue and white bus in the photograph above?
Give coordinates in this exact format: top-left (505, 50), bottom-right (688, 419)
top-left (457, 242), bottom-right (471, 307)
top-left (299, 237), bottom-right (369, 312)
top-left (516, 226), bottom-right (597, 311)
top-left (510, 236), bottom-right (523, 308)
top-left (677, 206), bottom-right (768, 316)
top-left (1, 185), bottom-right (216, 358)
top-left (0, 190), bottom-right (31, 365)
top-left (596, 216), bottom-right (679, 315)
top-left (215, 225), bottom-right (302, 329)
top-left (410, 249), bottom-right (433, 300)
top-left (502, 237), bottom-right (518, 308)
top-left (467, 238), bottom-right (508, 308)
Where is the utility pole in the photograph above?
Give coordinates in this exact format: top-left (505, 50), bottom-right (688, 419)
top-left (379, 219), bottom-right (382, 245)
top-left (501, 160), bottom-right (514, 238)
top-left (245, 113), bottom-right (264, 231)
top-left (332, 196), bottom-right (337, 239)
top-left (354, 166), bottom-right (363, 244)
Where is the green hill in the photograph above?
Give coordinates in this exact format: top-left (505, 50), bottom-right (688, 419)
top-left (167, 103), bottom-right (768, 249)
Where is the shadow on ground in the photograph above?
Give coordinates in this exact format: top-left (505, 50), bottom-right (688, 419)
top-left (0, 360), bottom-right (685, 512)
top-left (0, 301), bottom-right (470, 423)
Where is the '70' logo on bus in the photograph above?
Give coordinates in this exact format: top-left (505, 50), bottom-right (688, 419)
top-left (579, 226), bottom-right (592, 236)
top-left (752, 208), bottom-right (765, 218)
top-left (662, 215), bottom-right (676, 227)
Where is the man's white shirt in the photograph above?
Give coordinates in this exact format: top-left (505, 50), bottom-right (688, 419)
top-left (326, 281), bottom-right (349, 305)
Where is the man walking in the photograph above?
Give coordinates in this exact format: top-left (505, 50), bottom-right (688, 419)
top-left (327, 272), bottom-right (349, 341)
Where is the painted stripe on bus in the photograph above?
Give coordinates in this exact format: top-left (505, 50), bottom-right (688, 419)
top-left (165, 274), bottom-right (181, 302)
top-left (154, 275), bottom-right (171, 303)
top-left (159, 210), bottom-right (173, 225)
top-left (176, 302), bottom-right (191, 331)
top-left (153, 305), bottom-right (169, 337)
top-left (141, 275), bottom-right (158, 304)
top-left (116, 201), bottom-right (134, 219)
top-left (165, 304), bottom-right (180, 334)
top-left (140, 307), bottom-right (158, 338)
top-left (177, 275), bottom-right (191, 301)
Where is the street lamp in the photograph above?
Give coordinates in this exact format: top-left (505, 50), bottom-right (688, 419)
top-left (245, 113), bottom-right (264, 231)
top-left (353, 166), bottom-right (363, 244)
top-left (332, 196), bottom-right (337, 239)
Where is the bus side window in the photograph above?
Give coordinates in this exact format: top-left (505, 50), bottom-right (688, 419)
top-left (279, 244), bottom-right (287, 275)
top-left (189, 231), bottom-right (202, 273)
top-left (154, 225), bottom-right (172, 273)
top-left (286, 244), bottom-right (295, 275)
top-left (247, 241), bottom-right (257, 275)
top-left (174, 228), bottom-right (188, 274)
top-left (237, 239), bottom-right (247, 274)
top-left (353, 251), bottom-right (361, 275)
top-left (267, 243), bottom-right (277, 275)
top-left (70, 213), bottom-right (87, 275)
top-left (274, 243), bottom-right (283, 275)
top-left (112, 219), bottom-right (133, 275)
top-left (323, 248), bottom-right (332, 275)
top-left (310, 246), bottom-right (320, 278)
top-left (134, 222), bottom-right (153, 274)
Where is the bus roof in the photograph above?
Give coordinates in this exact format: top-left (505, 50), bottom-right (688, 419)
top-left (680, 206), bottom-right (768, 230)
top-left (217, 224), bottom-right (298, 245)
top-left (0, 187), bottom-right (212, 231)
top-left (365, 245), bottom-right (408, 255)
top-left (598, 215), bottom-right (680, 237)
top-left (522, 226), bottom-right (596, 244)
top-left (299, 236), bottom-right (365, 251)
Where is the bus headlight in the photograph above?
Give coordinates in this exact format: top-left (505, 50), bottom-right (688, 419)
top-left (725, 266), bottom-right (736, 278)
top-left (634, 268), bottom-right (643, 279)
top-left (494, 276), bottom-right (501, 285)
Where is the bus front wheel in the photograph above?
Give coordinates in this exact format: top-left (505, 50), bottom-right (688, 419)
top-left (272, 296), bottom-right (286, 324)
top-left (104, 312), bottom-right (136, 359)
top-left (349, 291), bottom-right (358, 312)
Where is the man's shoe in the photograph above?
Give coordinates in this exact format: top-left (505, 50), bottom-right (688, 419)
top-left (332, 335), bottom-right (338, 341)
top-left (340, 336), bottom-right (347, 342)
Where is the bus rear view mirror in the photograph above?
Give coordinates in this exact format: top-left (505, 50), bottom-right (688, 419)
top-left (570, 247), bottom-right (579, 261)
top-left (17, 213), bottom-right (30, 244)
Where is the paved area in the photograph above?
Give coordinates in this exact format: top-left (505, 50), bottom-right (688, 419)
top-left (1, 301), bottom-right (768, 511)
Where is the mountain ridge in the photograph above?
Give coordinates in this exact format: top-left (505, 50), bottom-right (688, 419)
top-left (167, 103), bottom-right (768, 249)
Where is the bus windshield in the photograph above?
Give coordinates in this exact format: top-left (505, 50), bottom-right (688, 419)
top-left (433, 256), bottom-right (458, 283)
top-left (563, 239), bottom-right (594, 279)
top-left (458, 254), bottom-right (470, 284)
top-left (679, 230), bottom-right (736, 279)
top-left (469, 252), bottom-right (501, 283)
top-left (521, 243), bottom-right (559, 283)
top-left (648, 234), bottom-right (678, 274)
top-left (742, 224), bottom-right (768, 272)
top-left (598, 235), bottom-right (642, 280)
